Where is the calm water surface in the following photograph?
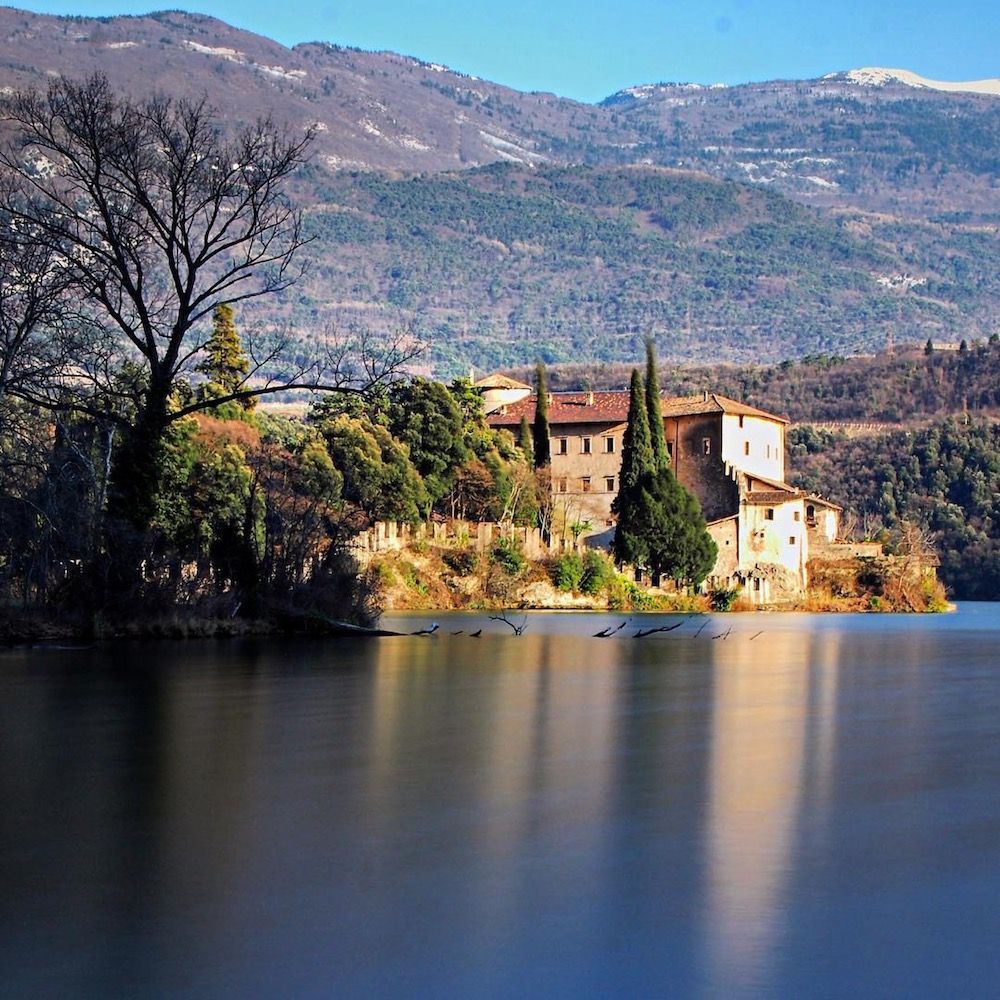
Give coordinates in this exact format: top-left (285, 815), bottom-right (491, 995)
top-left (2, 606), bottom-right (999, 998)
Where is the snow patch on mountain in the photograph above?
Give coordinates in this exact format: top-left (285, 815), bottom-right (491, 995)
top-left (183, 40), bottom-right (244, 63)
top-left (601, 81), bottom-right (727, 106)
top-left (833, 67), bottom-right (1000, 97)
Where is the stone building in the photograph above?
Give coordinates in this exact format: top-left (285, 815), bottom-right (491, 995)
top-left (487, 385), bottom-right (844, 602)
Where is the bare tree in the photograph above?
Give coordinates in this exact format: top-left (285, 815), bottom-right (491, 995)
top-left (0, 185), bottom-right (78, 409)
top-left (0, 74), bottom-right (415, 539)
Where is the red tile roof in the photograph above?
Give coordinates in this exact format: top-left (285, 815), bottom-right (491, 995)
top-left (488, 391), bottom-right (787, 428)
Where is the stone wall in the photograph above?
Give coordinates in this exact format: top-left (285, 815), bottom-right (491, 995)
top-left (349, 520), bottom-right (579, 564)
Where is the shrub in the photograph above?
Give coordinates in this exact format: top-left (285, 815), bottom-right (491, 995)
top-left (580, 550), bottom-right (615, 596)
top-left (709, 586), bottom-right (741, 611)
top-left (443, 547), bottom-right (479, 576)
top-left (551, 552), bottom-right (584, 591)
top-left (400, 561), bottom-right (428, 594)
top-left (490, 536), bottom-right (525, 575)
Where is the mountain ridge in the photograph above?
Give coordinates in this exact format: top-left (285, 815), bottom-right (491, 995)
top-left (0, 7), bottom-right (997, 372)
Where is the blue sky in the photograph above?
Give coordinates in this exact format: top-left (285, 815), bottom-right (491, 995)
top-left (18, 0), bottom-right (1000, 103)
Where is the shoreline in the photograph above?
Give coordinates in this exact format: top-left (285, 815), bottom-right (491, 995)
top-left (2, 598), bottom-right (955, 649)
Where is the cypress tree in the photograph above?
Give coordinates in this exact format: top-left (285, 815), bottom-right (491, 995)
top-left (518, 415), bottom-right (535, 466)
top-left (613, 366), bottom-right (717, 584)
top-left (616, 369), bottom-right (654, 498)
top-left (532, 363), bottom-right (551, 468)
top-left (641, 471), bottom-right (717, 587)
top-left (612, 369), bottom-right (655, 566)
top-left (645, 337), bottom-right (669, 472)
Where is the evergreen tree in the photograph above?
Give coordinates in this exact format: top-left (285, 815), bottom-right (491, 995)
top-left (386, 377), bottom-right (469, 506)
top-left (518, 415), bottom-right (535, 466)
top-left (640, 471), bottom-right (717, 586)
top-left (924, 338), bottom-right (935, 356)
top-left (613, 367), bottom-right (716, 585)
top-left (532, 363), bottom-right (551, 467)
top-left (612, 369), bottom-right (655, 566)
top-left (197, 305), bottom-right (254, 412)
top-left (616, 369), bottom-right (654, 499)
top-left (645, 337), bottom-right (669, 472)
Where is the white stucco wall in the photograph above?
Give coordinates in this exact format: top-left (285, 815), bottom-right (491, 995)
top-left (739, 498), bottom-right (809, 587)
top-left (722, 414), bottom-right (785, 482)
top-left (482, 386), bottom-right (532, 414)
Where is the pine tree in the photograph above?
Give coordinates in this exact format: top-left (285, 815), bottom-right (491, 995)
top-left (518, 415), bottom-right (535, 466)
top-left (645, 337), bottom-right (669, 472)
top-left (197, 305), bottom-right (254, 412)
top-left (532, 363), bottom-right (551, 468)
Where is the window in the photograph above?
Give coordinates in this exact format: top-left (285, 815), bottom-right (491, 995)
top-left (605, 477), bottom-right (615, 492)
top-left (789, 536), bottom-right (797, 545)
top-left (766, 444), bottom-right (771, 459)
top-left (793, 511), bottom-right (801, 522)
top-left (581, 477), bottom-right (592, 493)
top-left (557, 478), bottom-right (567, 493)
top-left (666, 442), bottom-right (673, 458)
top-left (765, 508), bottom-right (774, 521)
top-left (738, 415), bottom-right (745, 429)
top-left (702, 437), bottom-right (711, 455)
top-left (753, 578), bottom-right (761, 592)
top-left (604, 437), bottom-right (615, 453)
top-left (557, 438), bottom-right (568, 455)
top-left (806, 504), bottom-right (816, 525)
top-left (581, 437), bottom-right (592, 455)
top-left (744, 441), bottom-right (750, 456)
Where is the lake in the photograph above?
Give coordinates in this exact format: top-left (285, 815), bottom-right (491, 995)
top-left (2, 606), bottom-right (999, 998)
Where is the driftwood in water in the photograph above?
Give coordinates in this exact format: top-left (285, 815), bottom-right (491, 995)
top-left (593, 620), bottom-right (628, 637)
top-left (489, 612), bottom-right (528, 635)
top-left (633, 621), bottom-right (684, 638)
top-left (411, 623), bottom-right (440, 636)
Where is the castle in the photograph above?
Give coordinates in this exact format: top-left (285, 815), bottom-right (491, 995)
top-left (480, 374), bottom-right (844, 603)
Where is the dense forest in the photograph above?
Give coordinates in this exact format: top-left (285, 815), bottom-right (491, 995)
top-left (293, 164), bottom-right (1000, 372)
top-left (1, 358), bottom-right (544, 635)
top-left (788, 420), bottom-right (1000, 600)
top-left (523, 339), bottom-right (1000, 423)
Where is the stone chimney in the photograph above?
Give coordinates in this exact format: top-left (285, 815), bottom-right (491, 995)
top-left (703, 389), bottom-right (709, 402)
top-left (587, 391), bottom-right (594, 405)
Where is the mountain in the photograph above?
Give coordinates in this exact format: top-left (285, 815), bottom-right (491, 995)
top-left (833, 68), bottom-right (1000, 97)
top-left (0, 7), bottom-right (997, 371)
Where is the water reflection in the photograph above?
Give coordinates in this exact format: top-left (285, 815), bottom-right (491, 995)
top-left (702, 630), bottom-right (826, 995)
top-left (1, 612), bottom-right (999, 996)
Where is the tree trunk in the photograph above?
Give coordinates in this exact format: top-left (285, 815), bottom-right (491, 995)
top-left (102, 381), bottom-right (172, 603)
